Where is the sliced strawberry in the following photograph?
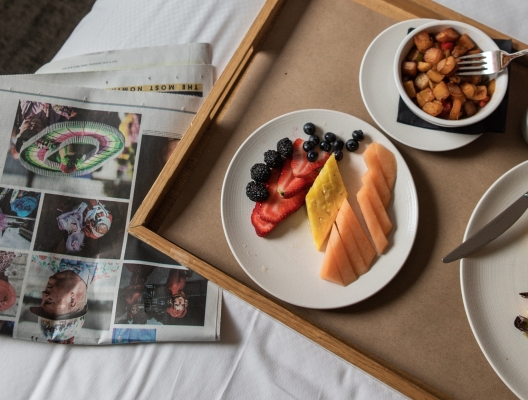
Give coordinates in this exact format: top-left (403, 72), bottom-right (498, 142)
top-left (278, 158), bottom-right (318, 198)
top-left (258, 167), bottom-right (308, 224)
top-left (291, 138), bottom-right (330, 178)
top-left (251, 203), bottom-right (276, 237)
top-left (258, 189), bottom-right (308, 224)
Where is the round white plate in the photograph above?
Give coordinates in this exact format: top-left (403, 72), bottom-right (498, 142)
top-left (221, 109), bottom-right (418, 309)
top-left (461, 160), bottom-right (528, 398)
top-left (359, 19), bottom-right (482, 152)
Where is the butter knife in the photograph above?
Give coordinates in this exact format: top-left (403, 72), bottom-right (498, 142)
top-left (443, 191), bottom-right (528, 263)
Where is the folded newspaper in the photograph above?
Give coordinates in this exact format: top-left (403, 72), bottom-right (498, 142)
top-left (0, 44), bottom-right (222, 345)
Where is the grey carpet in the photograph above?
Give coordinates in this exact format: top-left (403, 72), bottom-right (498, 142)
top-left (0, 0), bottom-right (96, 75)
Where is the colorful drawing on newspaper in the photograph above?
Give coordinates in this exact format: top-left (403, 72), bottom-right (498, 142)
top-left (18, 121), bottom-right (125, 177)
top-left (3, 100), bottom-right (141, 199)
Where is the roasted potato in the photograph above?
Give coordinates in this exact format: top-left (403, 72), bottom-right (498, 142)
top-left (449, 97), bottom-right (464, 120)
top-left (414, 73), bottom-right (431, 91)
top-left (414, 31), bottom-right (434, 52)
top-left (426, 69), bottom-right (444, 83)
top-left (416, 88), bottom-right (435, 108)
top-left (488, 79), bottom-right (496, 95)
top-left (424, 47), bottom-right (445, 64)
top-left (422, 100), bottom-right (444, 116)
top-left (401, 27), bottom-right (493, 121)
top-left (403, 80), bottom-right (417, 98)
top-left (437, 56), bottom-right (456, 75)
top-left (433, 81), bottom-right (450, 101)
top-left (417, 61), bottom-right (433, 72)
top-left (456, 34), bottom-right (476, 50)
top-left (402, 61), bottom-right (417, 77)
top-left (435, 28), bottom-right (460, 43)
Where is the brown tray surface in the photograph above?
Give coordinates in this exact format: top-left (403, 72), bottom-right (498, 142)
top-left (137, 1), bottom-right (528, 398)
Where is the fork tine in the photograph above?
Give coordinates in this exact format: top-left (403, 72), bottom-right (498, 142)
top-left (457, 65), bottom-right (487, 71)
top-left (457, 53), bottom-right (486, 60)
top-left (456, 70), bottom-right (486, 76)
top-left (457, 60), bottom-right (486, 66)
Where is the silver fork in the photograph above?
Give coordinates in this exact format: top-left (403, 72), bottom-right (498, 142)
top-left (456, 49), bottom-right (528, 75)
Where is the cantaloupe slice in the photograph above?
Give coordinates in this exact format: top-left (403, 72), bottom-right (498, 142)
top-left (374, 143), bottom-right (397, 192)
top-left (361, 185), bottom-right (392, 236)
top-left (362, 152), bottom-right (391, 208)
top-left (338, 198), bottom-right (376, 268)
top-left (327, 223), bottom-right (358, 286)
top-left (361, 170), bottom-right (391, 209)
top-left (335, 211), bottom-right (369, 276)
top-left (357, 188), bottom-right (389, 254)
top-left (319, 241), bottom-right (345, 286)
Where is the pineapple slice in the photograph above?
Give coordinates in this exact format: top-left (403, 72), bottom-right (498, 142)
top-left (305, 154), bottom-right (348, 250)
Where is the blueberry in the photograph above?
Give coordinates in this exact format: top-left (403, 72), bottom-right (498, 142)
top-left (345, 139), bottom-right (359, 152)
top-left (319, 141), bottom-right (331, 152)
top-left (307, 150), bottom-right (319, 162)
top-left (308, 134), bottom-right (320, 146)
top-left (333, 139), bottom-right (344, 151)
top-left (302, 141), bottom-right (314, 152)
top-left (352, 130), bottom-right (364, 142)
top-left (333, 150), bottom-right (343, 161)
top-left (324, 132), bottom-right (336, 143)
top-left (303, 122), bottom-right (316, 135)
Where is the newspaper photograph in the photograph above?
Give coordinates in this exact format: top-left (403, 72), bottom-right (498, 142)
top-left (0, 72), bottom-right (221, 345)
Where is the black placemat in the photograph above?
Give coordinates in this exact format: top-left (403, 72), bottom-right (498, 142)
top-left (396, 29), bottom-right (512, 135)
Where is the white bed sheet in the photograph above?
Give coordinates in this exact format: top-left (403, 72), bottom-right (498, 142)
top-left (0, 0), bottom-right (407, 399)
top-left (433, 0), bottom-right (528, 44)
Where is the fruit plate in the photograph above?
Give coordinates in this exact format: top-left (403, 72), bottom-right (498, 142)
top-left (221, 109), bottom-right (418, 309)
top-left (461, 160), bottom-right (528, 399)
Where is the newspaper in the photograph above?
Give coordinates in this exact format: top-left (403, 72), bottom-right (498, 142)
top-left (0, 62), bottom-right (221, 345)
top-left (36, 43), bottom-right (212, 74)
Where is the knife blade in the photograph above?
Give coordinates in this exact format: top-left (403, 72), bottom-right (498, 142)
top-left (443, 191), bottom-right (528, 263)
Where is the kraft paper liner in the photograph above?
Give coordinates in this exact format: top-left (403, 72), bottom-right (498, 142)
top-left (396, 34), bottom-right (512, 135)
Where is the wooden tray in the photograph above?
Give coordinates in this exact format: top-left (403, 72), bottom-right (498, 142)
top-left (129, 1), bottom-right (528, 399)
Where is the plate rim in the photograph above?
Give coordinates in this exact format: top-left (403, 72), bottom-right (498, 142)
top-left (460, 160), bottom-right (528, 398)
top-left (221, 108), bottom-right (419, 309)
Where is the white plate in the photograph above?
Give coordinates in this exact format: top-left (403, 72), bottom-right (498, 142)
top-left (461, 160), bottom-right (528, 398)
top-left (221, 109), bottom-right (418, 309)
top-left (359, 19), bottom-right (482, 152)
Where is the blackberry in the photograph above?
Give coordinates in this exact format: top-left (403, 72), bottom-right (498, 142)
top-left (250, 163), bottom-right (271, 182)
top-left (277, 137), bottom-right (293, 158)
top-left (246, 181), bottom-right (269, 202)
top-left (264, 150), bottom-right (283, 169)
